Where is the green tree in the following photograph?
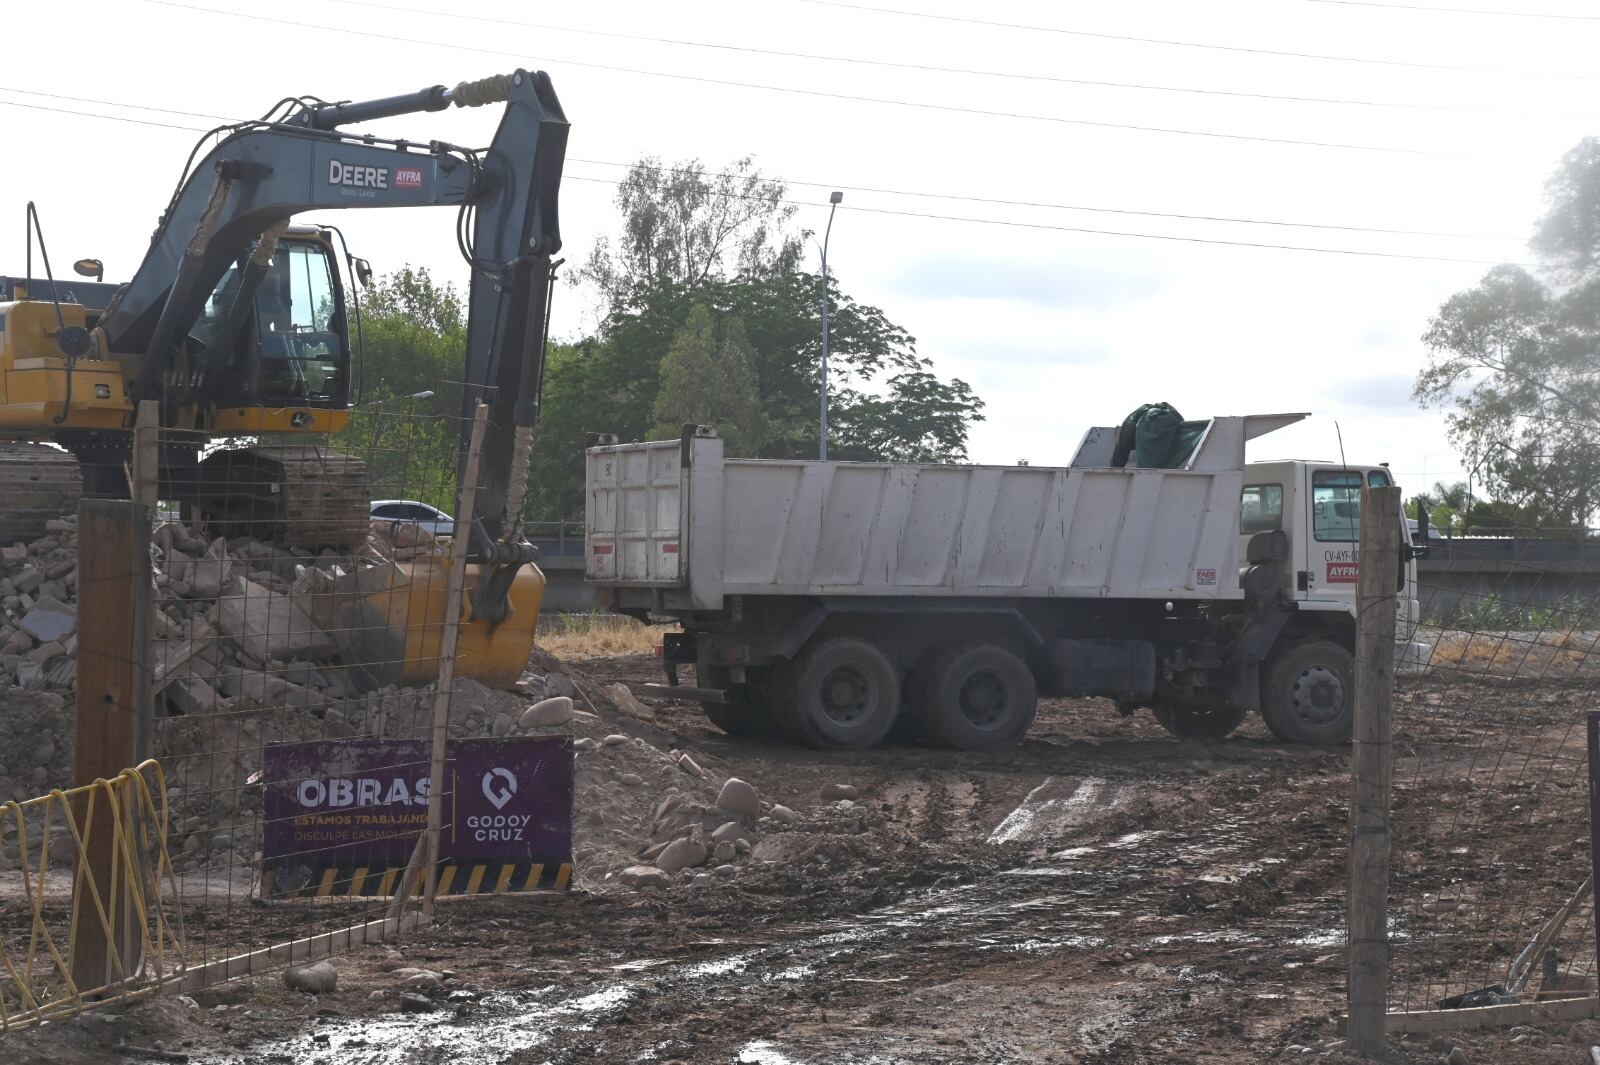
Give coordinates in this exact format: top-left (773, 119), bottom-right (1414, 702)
top-left (582, 156), bottom-right (803, 305)
top-left (651, 307), bottom-right (768, 454)
top-left (1416, 140), bottom-right (1600, 529)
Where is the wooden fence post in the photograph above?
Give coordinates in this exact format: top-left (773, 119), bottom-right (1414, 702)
top-left (1349, 484), bottom-right (1401, 1056)
top-left (69, 498), bottom-right (153, 992)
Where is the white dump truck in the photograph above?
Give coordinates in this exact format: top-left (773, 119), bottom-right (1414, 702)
top-left (584, 413), bottom-right (1429, 750)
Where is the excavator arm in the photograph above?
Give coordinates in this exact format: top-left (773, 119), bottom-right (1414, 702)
top-left (94, 70), bottom-right (568, 622)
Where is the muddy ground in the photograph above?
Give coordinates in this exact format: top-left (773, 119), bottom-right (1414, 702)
top-left (7, 654), bottom-right (1599, 1065)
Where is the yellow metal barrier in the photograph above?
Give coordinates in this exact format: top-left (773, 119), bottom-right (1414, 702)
top-left (0, 760), bottom-right (185, 1032)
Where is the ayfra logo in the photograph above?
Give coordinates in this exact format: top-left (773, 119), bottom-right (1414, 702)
top-left (394, 167), bottom-right (424, 189)
top-left (328, 159), bottom-right (388, 189)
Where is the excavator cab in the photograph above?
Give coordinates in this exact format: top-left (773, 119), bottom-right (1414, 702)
top-left (194, 228), bottom-right (352, 414)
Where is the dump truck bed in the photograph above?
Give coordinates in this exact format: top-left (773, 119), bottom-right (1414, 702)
top-left (585, 415), bottom-right (1306, 612)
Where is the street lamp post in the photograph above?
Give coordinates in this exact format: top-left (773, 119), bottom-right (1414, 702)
top-left (819, 190), bottom-right (842, 460)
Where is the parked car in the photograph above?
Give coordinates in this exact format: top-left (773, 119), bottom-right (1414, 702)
top-left (370, 499), bottom-right (454, 539)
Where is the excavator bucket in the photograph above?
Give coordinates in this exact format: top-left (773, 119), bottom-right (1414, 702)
top-left (311, 545), bottom-right (545, 692)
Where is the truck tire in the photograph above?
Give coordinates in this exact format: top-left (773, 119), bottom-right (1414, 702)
top-left (702, 667), bottom-right (781, 739)
top-left (912, 643), bottom-right (1037, 751)
top-left (1261, 640), bottom-right (1354, 745)
top-left (775, 638), bottom-right (902, 749)
top-left (1151, 698), bottom-right (1247, 741)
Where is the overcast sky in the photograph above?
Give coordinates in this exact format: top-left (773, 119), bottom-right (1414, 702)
top-left (5, 0), bottom-right (1597, 491)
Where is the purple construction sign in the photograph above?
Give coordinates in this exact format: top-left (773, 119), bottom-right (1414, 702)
top-left (261, 736), bottom-right (573, 896)
top-left (1588, 712), bottom-right (1600, 979)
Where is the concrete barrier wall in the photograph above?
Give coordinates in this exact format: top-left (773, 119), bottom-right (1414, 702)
top-left (1416, 538), bottom-right (1600, 621)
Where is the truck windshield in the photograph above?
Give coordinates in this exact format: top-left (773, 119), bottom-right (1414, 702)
top-left (1312, 470), bottom-right (1363, 542)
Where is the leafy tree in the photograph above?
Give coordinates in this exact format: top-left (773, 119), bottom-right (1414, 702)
top-left (651, 306), bottom-right (768, 454)
top-left (1416, 140), bottom-right (1600, 528)
top-left (582, 156), bottom-right (804, 305)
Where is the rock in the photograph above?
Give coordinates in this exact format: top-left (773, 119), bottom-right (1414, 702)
top-left (820, 783), bottom-right (858, 801)
top-left (545, 672), bottom-right (578, 698)
top-left (769, 804), bottom-right (799, 824)
top-left (1446, 1048), bottom-right (1469, 1065)
top-left (367, 990), bottom-right (386, 1002)
top-left (13, 569), bottom-right (43, 595)
top-left (678, 753), bottom-right (707, 778)
top-left (48, 833), bottom-right (77, 865)
top-left (393, 967), bottom-right (442, 991)
top-left (619, 773), bottom-right (643, 787)
top-left (0, 545), bottom-right (26, 564)
top-left (31, 740), bottom-right (55, 766)
top-left (602, 734), bottom-right (630, 747)
top-left (619, 865), bottom-right (673, 889)
top-left (655, 837), bottom-right (708, 874)
top-left (713, 864), bottom-right (737, 880)
top-left (398, 992), bottom-right (437, 1013)
top-left (711, 821), bottom-right (744, 843)
top-left (713, 841), bottom-right (736, 863)
top-left (2, 629), bottom-right (32, 655)
top-left (284, 960), bottom-right (338, 994)
top-left (20, 597), bottom-right (75, 643)
top-left (217, 579), bottom-right (337, 663)
top-left (573, 737), bottom-right (597, 752)
top-left (716, 778), bottom-right (761, 819)
top-left (688, 873), bottom-right (714, 889)
top-left (491, 712), bottom-right (514, 738)
top-left (604, 683), bottom-right (656, 724)
top-left (520, 696), bottom-right (574, 730)
top-left (734, 838), bottom-right (752, 855)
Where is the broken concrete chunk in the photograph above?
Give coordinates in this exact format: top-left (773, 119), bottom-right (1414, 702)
top-left (0, 545), bottom-right (26, 564)
top-left (20, 596), bottom-right (76, 643)
top-left (216, 578), bottom-right (337, 663)
top-left (13, 569), bottom-right (43, 595)
top-left (189, 538), bottom-right (234, 599)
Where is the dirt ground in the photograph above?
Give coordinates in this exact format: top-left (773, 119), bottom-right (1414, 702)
top-left (7, 653), bottom-right (1599, 1065)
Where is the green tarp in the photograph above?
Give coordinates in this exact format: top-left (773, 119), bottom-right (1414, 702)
top-left (1112, 403), bottom-right (1208, 469)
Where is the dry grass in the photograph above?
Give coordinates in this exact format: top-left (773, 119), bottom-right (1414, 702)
top-left (1425, 628), bottom-right (1598, 674)
top-left (535, 611), bottom-right (673, 660)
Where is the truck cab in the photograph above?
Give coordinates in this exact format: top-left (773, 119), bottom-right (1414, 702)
top-left (1243, 460), bottom-right (1429, 674)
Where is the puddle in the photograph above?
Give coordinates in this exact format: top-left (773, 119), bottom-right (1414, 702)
top-left (989, 777), bottom-right (1124, 844)
top-left (739, 1041), bottom-right (809, 1065)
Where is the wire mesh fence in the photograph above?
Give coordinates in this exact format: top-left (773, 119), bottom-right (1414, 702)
top-left (0, 400), bottom-right (570, 1012)
top-left (1387, 529), bottom-right (1600, 1015)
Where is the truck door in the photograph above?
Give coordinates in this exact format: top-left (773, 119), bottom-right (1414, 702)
top-left (1302, 467), bottom-right (1397, 606)
top-left (1303, 468), bottom-right (1363, 607)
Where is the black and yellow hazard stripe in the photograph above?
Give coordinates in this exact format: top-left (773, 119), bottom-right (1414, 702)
top-left (261, 860), bottom-right (573, 899)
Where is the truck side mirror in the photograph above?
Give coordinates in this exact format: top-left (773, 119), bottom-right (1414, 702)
top-left (352, 257), bottom-right (374, 289)
top-left (73, 258), bottom-right (103, 281)
top-left (1405, 507), bottom-right (1431, 562)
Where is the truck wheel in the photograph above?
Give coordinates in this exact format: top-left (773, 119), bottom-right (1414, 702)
top-left (1261, 640), bottom-right (1354, 745)
top-left (1151, 698), bottom-right (1247, 741)
top-left (776, 638), bottom-right (902, 749)
top-left (701, 667), bottom-right (780, 739)
top-left (914, 643), bottom-right (1037, 751)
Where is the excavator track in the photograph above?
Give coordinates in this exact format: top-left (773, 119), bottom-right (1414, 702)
top-left (0, 443), bottom-right (83, 544)
top-left (194, 445), bottom-right (371, 551)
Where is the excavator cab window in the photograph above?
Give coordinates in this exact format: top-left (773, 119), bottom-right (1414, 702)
top-left (197, 236), bottom-right (350, 411)
top-left (256, 241), bottom-right (345, 404)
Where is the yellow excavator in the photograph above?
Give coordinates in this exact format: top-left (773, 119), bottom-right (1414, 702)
top-left (0, 70), bottom-right (569, 689)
